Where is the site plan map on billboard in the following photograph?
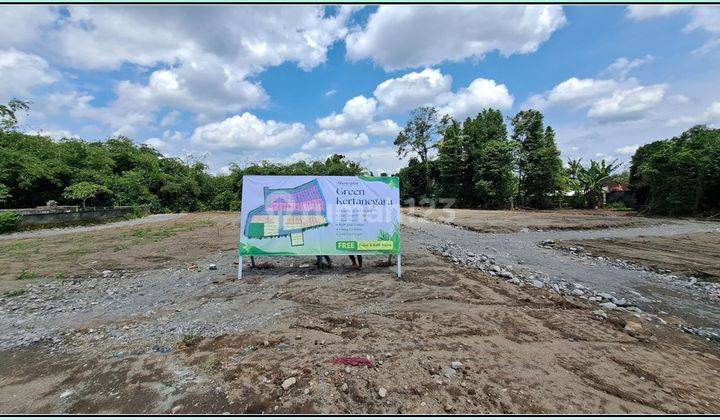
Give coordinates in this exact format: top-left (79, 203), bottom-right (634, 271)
top-left (239, 176), bottom-right (401, 256)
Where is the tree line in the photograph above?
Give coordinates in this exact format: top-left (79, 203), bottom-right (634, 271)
top-left (1, 99), bottom-right (717, 217)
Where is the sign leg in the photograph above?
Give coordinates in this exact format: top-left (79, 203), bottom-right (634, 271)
top-left (238, 255), bottom-right (243, 280)
top-left (396, 254), bottom-right (402, 278)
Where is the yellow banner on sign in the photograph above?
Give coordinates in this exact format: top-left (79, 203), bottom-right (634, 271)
top-left (357, 240), bottom-right (394, 251)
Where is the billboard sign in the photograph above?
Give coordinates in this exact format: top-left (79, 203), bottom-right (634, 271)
top-left (239, 175), bottom-right (401, 257)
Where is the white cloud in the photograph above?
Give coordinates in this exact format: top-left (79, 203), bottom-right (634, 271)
top-left (366, 119), bottom-right (401, 137)
top-left (527, 78), bottom-right (618, 110)
top-left (346, 6), bottom-right (566, 70)
top-left (302, 130), bottom-right (369, 150)
top-left (27, 128), bottom-right (81, 140)
top-left (667, 100), bottom-right (720, 127)
top-left (2, 6), bottom-right (358, 133)
top-left (316, 95), bottom-right (377, 131)
top-left (615, 144), bottom-right (640, 155)
top-left (160, 110), bottom-right (181, 127)
top-left (604, 55), bottom-right (654, 79)
top-left (0, 49), bottom-right (58, 101)
top-left (324, 89), bottom-right (337, 97)
top-left (373, 68), bottom-right (452, 113)
top-left (627, 6), bottom-right (720, 54)
top-left (191, 113), bottom-right (307, 151)
top-left (341, 145), bottom-right (408, 175)
top-left (707, 101), bottom-right (720, 119)
top-left (12, 6), bottom-right (353, 72)
top-left (143, 130), bottom-right (185, 153)
top-left (438, 78), bottom-right (514, 120)
top-left (0, 6), bottom-right (57, 49)
top-left (626, 6), bottom-right (690, 20)
top-left (528, 75), bottom-right (667, 123)
top-left (587, 84), bottom-right (667, 123)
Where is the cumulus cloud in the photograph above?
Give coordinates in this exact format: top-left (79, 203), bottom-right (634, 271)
top-left (302, 130), bottom-right (369, 150)
top-left (0, 6), bottom-right (57, 49)
top-left (316, 95), bottom-right (377, 131)
top-left (527, 74), bottom-right (667, 124)
top-left (7, 6), bottom-right (353, 72)
top-left (527, 78), bottom-right (618, 110)
top-left (191, 113), bottom-right (307, 151)
top-left (587, 84), bottom-right (666, 123)
top-left (0, 49), bottom-right (58, 101)
top-left (143, 130), bottom-right (185, 153)
top-left (438, 78), bottom-right (514, 120)
top-left (366, 119), bottom-right (401, 137)
top-left (373, 68), bottom-right (452, 113)
top-left (346, 5), bottom-right (566, 70)
top-left (3, 6), bottom-right (357, 133)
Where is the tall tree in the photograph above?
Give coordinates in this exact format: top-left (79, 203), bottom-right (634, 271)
top-left (435, 118), bottom-right (468, 204)
top-left (511, 110), bottom-right (564, 208)
top-left (466, 109), bottom-right (516, 208)
top-left (394, 106), bottom-right (442, 199)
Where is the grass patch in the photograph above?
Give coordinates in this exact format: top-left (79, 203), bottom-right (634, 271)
top-left (200, 358), bottom-right (221, 374)
top-left (17, 271), bottom-right (38, 280)
top-left (178, 332), bottom-right (203, 348)
top-left (130, 219), bottom-right (213, 243)
top-left (3, 288), bottom-right (26, 298)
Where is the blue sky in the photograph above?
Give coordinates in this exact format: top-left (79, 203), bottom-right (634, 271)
top-left (2, 5), bottom-right (719, 174)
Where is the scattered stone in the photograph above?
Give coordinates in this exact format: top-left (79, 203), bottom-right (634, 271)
top-left (304, 388), bottom-right (310, 395)
top-left (60, 389), bottom-right (74, 399)
top-left (208, 264), bottom-right (217, 271)
top-left (345, 366), bottom-right (351, 373)
top-left (281, 377), bottom-right (296, 390)
top-left (592, 310), bottom-right (607, 320)
top-left (102, 270), bottom-right (113, 278)
top-left (341, 383), bottom-right (348, 392)
top-left (598, 292), bottom-right (613, 300)
top-left (171, 405), bottom-right (184, 414)
top-left (450, 361), bottom-right (463, 370)
top-left (532, 280), bottom-right (544, 289)
top-left (600, 302), bottom-right (617, 310)
top-left (612, 297), bottom-right (628, 307)
top-left (442, 367), bottom-right (456, 378)
top-left (571, 289), bottom-right (584, 296)
top-left (624, 321), bottom-right (642, 334)
top-left (378, 387), bottom-right (387, 398)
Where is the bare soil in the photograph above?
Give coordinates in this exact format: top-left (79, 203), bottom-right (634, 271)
top-left (404, 207), bottom-right (663, 233)
top-left (1, 212), bottom-right (719, 413)
top-left (0, 212), bottom-right (238, 293)
top-left (557, 232), bottom-right (720, 282)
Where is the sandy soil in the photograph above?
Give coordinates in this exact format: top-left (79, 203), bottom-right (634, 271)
top-left (404, 207), bottom-right (663, 233)
top-left (1, 213), bottom-right (719, 414)
top-left (0, 213), bottom-right (238, 293)
top-left (556, 232), bottom-right (720, 282)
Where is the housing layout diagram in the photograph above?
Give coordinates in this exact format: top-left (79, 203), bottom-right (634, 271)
top-left (244, 179), bottom-right (328, 246)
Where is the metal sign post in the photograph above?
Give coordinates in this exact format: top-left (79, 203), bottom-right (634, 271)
top-left (396, 254), bottom-right (402, 277)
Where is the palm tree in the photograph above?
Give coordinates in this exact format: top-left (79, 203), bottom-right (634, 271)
top-left (577, 159), bottom-right (621, 208)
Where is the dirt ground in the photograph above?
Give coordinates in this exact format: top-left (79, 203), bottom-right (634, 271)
top-left (557, 232), bottom-right (720, 282)
top-left (404, 207), bottom-right (662, 233)
top-left (0, 213), bottom-right (238, 293)
top-left (1, 211), bottom-right (719, 413)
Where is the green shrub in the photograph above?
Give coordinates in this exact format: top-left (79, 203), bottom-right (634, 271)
top-left (0, 211), bottom-right (21, 233)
